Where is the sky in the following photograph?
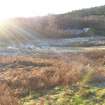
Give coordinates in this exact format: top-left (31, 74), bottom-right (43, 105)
top-left (0, 0), bottom-right (105, 20)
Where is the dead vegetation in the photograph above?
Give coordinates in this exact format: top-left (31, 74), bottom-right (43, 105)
top-left (0, 82), bottom-right (19, 105)
top-left (0, 51), bottom-right (105, 104)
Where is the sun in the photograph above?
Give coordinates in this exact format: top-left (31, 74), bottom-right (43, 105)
top-left (0, 0), bottom-right (13, 21)
top-left (0, 0), bottom-right (49, 21)
top-left (0, 0), bottom-right (44, 21)
top-left (0, 16), bottom-right (10, 22)
top-left (0, 0), bottom-right (67, 21)
top-left (0, 0), bottom-right (31, 21)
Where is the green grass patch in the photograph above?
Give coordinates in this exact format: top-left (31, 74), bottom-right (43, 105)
top-left (20, 85), bottom-right (105, 105)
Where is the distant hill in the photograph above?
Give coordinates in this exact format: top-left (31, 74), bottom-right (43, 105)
top-left (0, 5), bottom-right (105, 40)
top-left (35, 5), bottom-right (105, 38)
top-left (67, 5), bottom-right (105, 16)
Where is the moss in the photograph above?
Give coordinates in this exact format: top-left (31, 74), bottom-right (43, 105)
top-left (21, 85), bottom-right (105, 105)
top-left (96, 89), bottom-right (105, 98)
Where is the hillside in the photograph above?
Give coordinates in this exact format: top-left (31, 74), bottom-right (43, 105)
top-left (34, 5), bottom-right (105, 38)
top-left (0, 5), bottom-right (105, 41)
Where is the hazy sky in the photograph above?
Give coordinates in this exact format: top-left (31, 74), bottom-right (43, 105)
top-left (0, 0), bottom-right (105, 19)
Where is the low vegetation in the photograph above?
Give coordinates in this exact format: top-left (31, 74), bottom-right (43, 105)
top-left (0, 51), bottom-right (105, 104)
top-left (0, 83), bottom-right (19, 105)
top-left (21, 85), bottom-right (105, 105)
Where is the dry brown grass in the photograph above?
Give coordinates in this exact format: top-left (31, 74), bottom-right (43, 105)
top-left (0, 51), bottom-right (105, 100)
top-left (0, 82), bottom-right (19, 105)
top-left (0, 55), bottom-right (88, 87)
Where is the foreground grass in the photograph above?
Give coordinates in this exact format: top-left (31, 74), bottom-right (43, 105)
top-left (21, 85), bottom-right (105, 105)
top-left (0, 51), bottom-right (105, 105)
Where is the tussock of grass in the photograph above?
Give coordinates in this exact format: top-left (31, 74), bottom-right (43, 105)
top-left (0, 82), bottom-right (19, 105)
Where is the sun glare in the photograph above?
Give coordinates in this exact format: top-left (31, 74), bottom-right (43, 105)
top-left (0, 0), bottom-right (104, 22)
top-left (0, 0), bottom-right (49, 21)
top-left (0, 0), bottom-right (35, 21)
